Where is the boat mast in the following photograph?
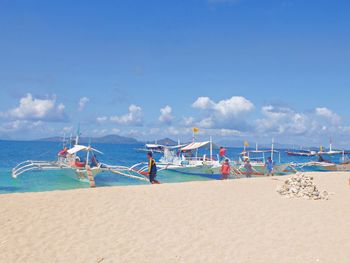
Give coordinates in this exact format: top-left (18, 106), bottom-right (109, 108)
top-left (210, 136), bottom-right (213, 161)
top-left (62, 133), bottom-right (66, 148)
top-left (75, 124), bottom-right (81, 145)
top-left (271, 138), bottom-right (274, 161)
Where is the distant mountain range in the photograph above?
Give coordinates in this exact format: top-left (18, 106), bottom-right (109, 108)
top-left (0, 135), bottom-right (326, 149)
top-left (216, 139), bottom-right (306, 150)
top-left (146, 138), bottom-right (178, 146)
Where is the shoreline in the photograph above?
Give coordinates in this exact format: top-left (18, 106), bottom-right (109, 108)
top-left (1, 171), bottom-right (347, 197)
top-left (1, 172), bottom-right (349, 262)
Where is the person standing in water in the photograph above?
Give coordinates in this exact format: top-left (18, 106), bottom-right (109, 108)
top-left (221, 159), bottom-right (230, 180)
top-left (147, 152), bottom-right (160, 184)
top-left (265, 157), bottom-right (274, 176)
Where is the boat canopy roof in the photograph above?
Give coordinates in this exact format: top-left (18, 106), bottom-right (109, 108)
top-left (181, 141), bottom-right (210, 151)
top-left (167, 144), bottom-right (188, 150)
top-left (145, 144), bottom-right (164, 149)
top-left (67, 145), bottom-right (103, 155)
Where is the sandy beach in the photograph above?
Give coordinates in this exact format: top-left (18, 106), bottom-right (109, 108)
top-left (0, 172), bottom-right (349, 263)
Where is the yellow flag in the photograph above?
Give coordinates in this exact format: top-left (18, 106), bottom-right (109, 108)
top-left (244, 140), bottom-right (249, 147)
top-left (192, 127), bottom-right (199, 134)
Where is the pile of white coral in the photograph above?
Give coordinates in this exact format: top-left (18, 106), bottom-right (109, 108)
top-left (276, 173), bottom-right (329, 200)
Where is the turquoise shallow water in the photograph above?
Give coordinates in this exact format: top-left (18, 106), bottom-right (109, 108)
top-left (0, 140), bottom-right (347, 194)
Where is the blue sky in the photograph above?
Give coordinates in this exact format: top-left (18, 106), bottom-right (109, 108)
top-left (0, 0), bottom-right (350, 147)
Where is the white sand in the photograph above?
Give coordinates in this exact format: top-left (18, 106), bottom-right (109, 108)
top-left (0, 172), bottom-right (350, 263)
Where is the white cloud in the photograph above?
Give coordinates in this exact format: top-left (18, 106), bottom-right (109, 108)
top-left (192, 96), bottom-right (254, 129)
top-left (159, 105), bottom-right (174, 125)
top-left (198, 117), bottom-right (215, 128)
top-left (192, 96), bottom-right (254, 116)
top-left (1, 93), bottom-right (67, 122)
top-left (62, 126), bottom-right (73, 133)
top-left (96, 116), bottom-right (108, 124)
top-left (110, 104), bottom-right (144, 126)
top-left (192, 97), bottom-right (215, 110)
top-left (182, 116), bottom-right (195, 127)
top-left (215, 129), bottom-right (242, 137)
top-left (0, 120), bottom-right (43, 133)
top-left (256, 105), bottom-right (310, 135)
top-left (78, 97), bottom-right (90, 111)
top-left (315, 107), bottom-right (340, 124)
top-left (255, 105), bottom-right (345, 138)
top-left (95, 105), bottom-right (144, 126)
top-left (165, 127), bottom-right (192, 137)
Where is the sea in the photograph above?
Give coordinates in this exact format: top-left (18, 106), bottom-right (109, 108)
top-left (0, 140), bottom-right (346, 194)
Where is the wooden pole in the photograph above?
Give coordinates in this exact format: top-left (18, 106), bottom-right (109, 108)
top-left (86, 165), bottom-right (95, 188)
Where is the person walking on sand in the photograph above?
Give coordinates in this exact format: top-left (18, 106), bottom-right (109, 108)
top-left (265, 157), bottom-right (274, 176)
top-left (219, 146), bottom-right (226, 162)
top-left (147, 152), bottom-right (160, 184)
top-left (221, 159), bottom-right (230, 180)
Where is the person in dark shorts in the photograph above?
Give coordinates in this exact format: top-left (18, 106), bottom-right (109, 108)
top-left (147, 152), bottom-right (160, 184)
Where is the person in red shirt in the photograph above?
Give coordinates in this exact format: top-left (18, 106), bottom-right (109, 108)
top-left (221, 159), bottom-right (230, 180)
top-left (58, 147), bottom-right (68, 157)
top-left (219, 146), bottom-right (226, 162)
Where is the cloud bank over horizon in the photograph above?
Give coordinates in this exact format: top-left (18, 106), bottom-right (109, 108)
top-left (0, 93), bottom-right (348, 147)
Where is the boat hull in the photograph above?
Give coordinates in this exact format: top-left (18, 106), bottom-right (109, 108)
top-left (160, 164), bottom-right (222, 180)
top-left (64, 167), bottom-right (101, 183)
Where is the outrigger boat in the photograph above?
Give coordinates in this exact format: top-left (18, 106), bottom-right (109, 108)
top-left (317, 141), bottom-right (347, 156)
top-left (12, 144), bottom-right (155, 185)
top-left (157, 139), bottom-right (225, 179)
top-left (298, 153), bottom-right (350, 172)
top-left (137, 143), bottom-right (165, 153)
top-left (12, 133), bottom-right (155, 186)
top-left (12, 144), bottom-right (104, 182)
top-left (238, 150), bottom-right (290, 175)
top-left (237, 141), bottom-right (292, 175)
top-left (286, 149), bottom-right (317, 157)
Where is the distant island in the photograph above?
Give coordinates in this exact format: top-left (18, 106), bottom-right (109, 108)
top-left (0, 135), bottom-right (324, 149)
top-left (146, 138), bottom-right (178, 146)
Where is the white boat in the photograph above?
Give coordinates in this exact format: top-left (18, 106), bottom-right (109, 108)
top-left (238, 150), bottom-right (290, 175)
top-left (286, 149), bottom-right (317, 157)
top-left (12, 132), bottom-right (150, 185)
top-left (237, 140), bottom-right (292, 175)
top-left (300, 154), bottom-right (350, 172)
top-left (157, 139), bottom-right (223, 179)
top-left (299, 161), bottom-right (337, 171)
top-left (137, 143), bottom-right (165, 153)
top-left (318, 142), bottom-right (343, 156)
top-left (12, 144), bottom-right (105, 183)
